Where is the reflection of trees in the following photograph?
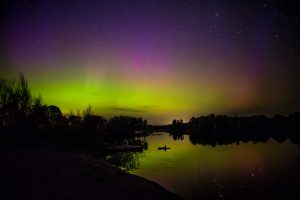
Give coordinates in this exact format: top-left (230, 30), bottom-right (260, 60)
top-left (168, 119), bottom-right (186, 141)
top-left (105, 137), bottom-right (147, 170)
top-left (106, 152), bottom-right (140, 171)
top-left (170, 133), bottom-right (184, 141)
top-left (189, 114), bottom-right (300, 146)
top-left (168, 114), bottom-right (300, 146)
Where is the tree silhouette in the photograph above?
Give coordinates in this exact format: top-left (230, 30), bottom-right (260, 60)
top-left (0, 73), bottom-right (31, 129)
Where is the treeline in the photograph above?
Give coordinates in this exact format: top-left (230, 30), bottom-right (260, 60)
top-left (0, 74), bottom-right (147, 150)
top-left (169, 113), bottom-right (300, 146)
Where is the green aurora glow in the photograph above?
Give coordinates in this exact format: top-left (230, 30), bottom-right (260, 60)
top-left (1, 0), bottom-right (300, 124)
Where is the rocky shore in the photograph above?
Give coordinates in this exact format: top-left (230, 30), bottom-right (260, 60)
top-left (0, 145), bottom-right (183, 200)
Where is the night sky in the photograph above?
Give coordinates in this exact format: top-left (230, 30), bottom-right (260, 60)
top-left (1, 0), bottom-right (300, 124)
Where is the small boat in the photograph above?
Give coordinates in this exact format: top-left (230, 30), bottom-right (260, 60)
top-left (105, 144), bottom-right (144, 152)
top-left (158, 145), bottom-right (170, 150)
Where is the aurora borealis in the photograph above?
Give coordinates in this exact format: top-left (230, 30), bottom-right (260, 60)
top-left (1, 0), bottom-right (300, 124)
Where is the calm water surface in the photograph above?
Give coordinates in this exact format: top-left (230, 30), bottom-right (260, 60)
top-left (108, 132), bottom-right (300, 199)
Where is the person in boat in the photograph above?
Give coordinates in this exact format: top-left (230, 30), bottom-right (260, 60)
top-left (158, 145), bottom-right (170, 150)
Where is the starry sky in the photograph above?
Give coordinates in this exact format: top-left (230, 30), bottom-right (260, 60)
top-left (1, 0), bottom-right (300, 124)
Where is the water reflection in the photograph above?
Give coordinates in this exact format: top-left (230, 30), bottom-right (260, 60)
top-left (106, 132), bottom-right (300, 199)
top-left (106, 152), bottom-right (140, 171)
top-left (169, 126), bottom-right (298, 147)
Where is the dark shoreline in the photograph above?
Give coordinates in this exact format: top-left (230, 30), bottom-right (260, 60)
top-left (0, 145), bottom-right (183, 200)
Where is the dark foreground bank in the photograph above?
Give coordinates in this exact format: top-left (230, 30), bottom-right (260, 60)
top-left (0, 145), bottom-right (183, 200)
